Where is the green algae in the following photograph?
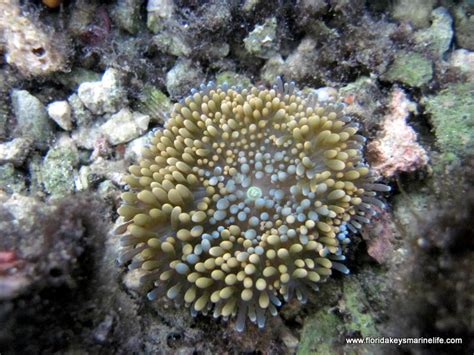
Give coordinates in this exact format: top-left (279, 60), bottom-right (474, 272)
top-left (297, 276), bottom-right (380, 355)
top-left (42, 146), bottom-right (79, 196)
top-left (138, 84), bottom-right (172, 124)
top-left (343, 278), bottom-right (378, 338)
top-left (298, 308), bottom-right (343, 355)
top-left (0, 163), bottom-right (25, 194)
top-left (215, 71), bottom-right (251, 88)
top-left (383, 51), bottom-right (433, 87)
top-left (424, 82), bottom-right (474, 158)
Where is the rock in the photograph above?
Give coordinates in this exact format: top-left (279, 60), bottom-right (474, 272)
top-left (367, 88), bottom-right (429, 177)
top-left (47, 100), bottom-right (73, 131)
top-left (260, 55), bottom-right (284, 84)
top-left (341, 278), bottom-right (378, 338)
top-left (0, 90), bottom-right (9, 140)
top-left (97, 180), bottom-right (121, 202)
top-left (55, 68), bottom-right (101, 91)
top-left (298, 275), bottom-right (381, 354)
top-left (0, 263), bottom-right (31, 301)
top-left (41, 142), bottom-right (79, 196)
top-left (242, 0), bottom-right (260, 13)
top-left (414, 7), bottom-right (453, 58)
top-left (77, 69), bottom-right (127, 115)
top-left (71, 123), bottom-right (104, 150)
top-left (199, 0), bottom-right (232, 31)
top-left (295, 0), bottom-right (329, 33)
top-left (0, 163), bottom-right (25, 194)
top-left (125, 135), bottom-right (151, 162)
top-left (423, 82), bottom-right (474, 159)
top-left (137, 85), bottom-right (172, 124)
top-left (123, 268), bottom-right (149, 292)
top-left (453, 3), bottom-right (474, 50)
top-left (243, 17), bottom-right (278, 59)
top-left (152, 32), bottom-right (191, 57)
top-left (77, 158), bottom-right (128, 190)
top-left (392, 0), bottom-right (436, 29)
top-left (448, 49), bottom-right (474, 82)
top-left (68, 93), bottom-right (94, 127)
top-left (0, 138), bottom-right (31, 166)
top-left (94, 315), bottom-right (114, 344)
top-left (0, 193), bottom-right (101, 302)
top-left (147, 0), bottom-right (175, 33)
top-left (165, 59), bottom-right (204, 98)
top-left (100, 108), bottom-right (150, 145)
top-left (111, 0), bottom-right (144, 34)
top-left (27, 153), bottom-right (44, 195)
top-left (296, 0), bottom-right (328, 18)
top-left (311, 87), bottom-right (338, 103)
top-left (11, 90), bottom-right (54, 150)
top-left (298, 307), bottom-right (343, 354)
top-left (206, 42), bottom-right (230, 60)
top-left (0, 194), bottom-right (46, 256)
top-left (67, 0), bottom-right (98, 38)
top-left (382, 51), bottom-right (433, 87)
top-left (215, 71), bottom-right (251, 88)
top-left (75, 165), bottom-right (91, 191)
top-left (279, 326), bottom-right (298, 351)
top-left (339, 76), bottom-right (387, 130)
top-left (361, 210), bottom-right (397, 264)
top-left (283, 37), bottom-right (318, 82)
top-left (0, 0), bottom-right (66, 76)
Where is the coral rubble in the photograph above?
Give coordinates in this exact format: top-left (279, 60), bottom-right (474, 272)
top-left (0, 0), bottom-right (65, 77)
top-left (367, 88), bottom-right (429, 177)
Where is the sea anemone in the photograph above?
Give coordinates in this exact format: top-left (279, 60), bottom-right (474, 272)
top-left (116, 78), bottom-right (390, 331)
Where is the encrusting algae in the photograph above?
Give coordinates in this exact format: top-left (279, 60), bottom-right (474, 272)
top-left (115, 78), bottom-right (390, 331)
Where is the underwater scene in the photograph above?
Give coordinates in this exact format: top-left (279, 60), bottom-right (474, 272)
top-left (0, 0), bottom-right (473, 354)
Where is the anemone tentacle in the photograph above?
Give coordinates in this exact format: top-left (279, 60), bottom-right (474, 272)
top-left (116, 79), bottom-right (389, 331)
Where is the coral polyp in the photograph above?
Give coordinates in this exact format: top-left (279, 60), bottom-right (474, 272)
top-left (116, 79), bottom-right (389, 331)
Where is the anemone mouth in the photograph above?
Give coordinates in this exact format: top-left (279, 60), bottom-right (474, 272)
top-left (246, 186), bottom-right (262, 200)
top-left (116, 78), bottom-right (390, 331)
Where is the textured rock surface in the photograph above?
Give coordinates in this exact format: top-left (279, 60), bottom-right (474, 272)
top-left (0, 138), bottom-right (31, 166)
top-left (0, 163), bottom-right (25, 194)
top-left (0, 0), bottom-right (65, 76)
top-left (68, 93), bottom-right (94, 127)
top-left (41, 142), bottom-right (79, 196)
top-left (147, 0), bottom-right (174, 33)
top-left (11, 90), bottom-right (53, 150)
top-left (125, 135), bottom-right (151, 161)
top-left (152, 31), bottom-right (192, 57)
top-left (165, 59), bottom-right (204, 98)
top-left (111, 0), bottom-right (144, 34)
top-left (424, 82), bottom-right (474, 158)
top-left (392, 0), bottom-right (436, 28)
top-left (136, 85), bottom-right (172, 124)
top-left (47, 100), bottom-right (73, 131)
top-left (78, 69), bottom-right (127, 115)
top-left (215, 71), bottom-right (251, 88)
top-left (453, 3), bottom-right (474, 50)
top-left (367, 88), bottom-right (429, 177)
top-left (100, 108), bottom-right (150, 145)
top-left (261, 55), bottom-right (285, 84)
top-left (414, 7), bottom-right (453, 58)
top-left (448, 49), bottom-right (474, 82)
top-left (243, 17), bottom-right (278, 59)
top-left (383, 51), bottom-right (433, 87)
